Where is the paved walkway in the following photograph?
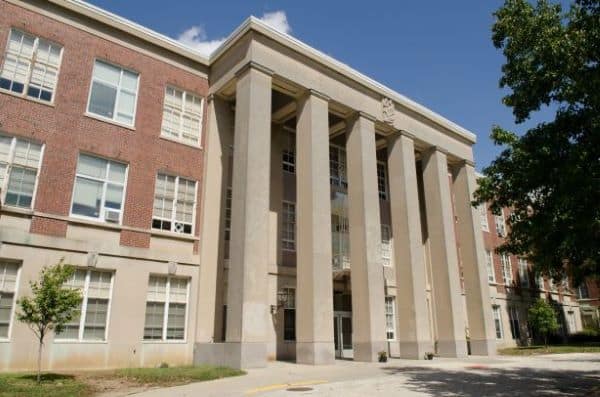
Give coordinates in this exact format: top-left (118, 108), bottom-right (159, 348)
top-left (127, 353), bottom-right (600, 396)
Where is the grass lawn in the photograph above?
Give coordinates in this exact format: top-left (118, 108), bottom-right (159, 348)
top-left (499, 344), bottom-right (600, 356)
top-left (0, 365), bottom-right (245, 397)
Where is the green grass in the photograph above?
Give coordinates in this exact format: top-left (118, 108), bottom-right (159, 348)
top-left (0, 373), bottom-right (92, 397)
top-left (0, 365), bottom-right (245, 396)
top-left (112, 365), bottom-right (245, 386)
top-left (499, 344), bottom-right (600, 356)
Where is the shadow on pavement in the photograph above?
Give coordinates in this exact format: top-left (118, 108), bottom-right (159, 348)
top-left (381, 366), bottom-right (600, 396)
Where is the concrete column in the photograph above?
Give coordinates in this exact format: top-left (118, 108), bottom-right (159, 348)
top-left (346, 112), bottom-right (387, 362)
top-left (387, 132), bottom-right (432, 359)
top-left (453, 161), bottom-right (496, 355)
top-left (295, 90), bottom-right (335, 365)
top-left (224, 63), bottom-right (273, 368)
top-left (421, 147), bottom-right (468, 358)
top-left (195, 95), bottom-right (233, 344)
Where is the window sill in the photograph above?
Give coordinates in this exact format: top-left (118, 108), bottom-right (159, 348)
top-left (159, 135), bottom-right (202, 150)
top-left (53, 339), bottom-right (108, 344)
top-left (142, 340), bottom-right (188, 344)
top-left (0, 88), bottom-right (55, 107)
top-left (84, 112), bottom-right (136, 131)
top-left (150, 228), bottom-right (199, 241)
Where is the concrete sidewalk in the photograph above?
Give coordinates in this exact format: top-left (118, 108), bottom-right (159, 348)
top-left (121, 353), bottom-right (600, 397)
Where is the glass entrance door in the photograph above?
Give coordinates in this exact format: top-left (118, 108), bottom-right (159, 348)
top-left (333, 311), bottom-right (353, 359)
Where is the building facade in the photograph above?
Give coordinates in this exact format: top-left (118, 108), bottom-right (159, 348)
top-left (0, 0), bottom-right (519, 371)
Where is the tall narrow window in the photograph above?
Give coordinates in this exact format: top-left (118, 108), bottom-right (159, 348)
top-left (281, 287), bottom-right (295, 341)
top-left (485, 250), bottom-right (495, 283)
top-left (0, 29), bottom-right (62, 102)
top-left (501, 253), bottom-right (512, 285)
top-left (144, 276), bottom-right (189, 341)
top-left (385, 296), bottom-right (396, 340)
top-left (282, 131), bottom-right (295, 173)
top-left (479, 203), bottom-right (489, 232)
top-left (87, 60), bottom-right (139, 125)
top-left (161, 86), bottom-right (204, 145)
top-left (152, 173), bottom-right (197, 234)
top-left (59, 269), bottom-right (113, 341)
top-left (508, 307), bottom-right (520, 340)
top-left (329, 145), bottom-right (347, 189)
top-left (71, 154), bottom-right (127, 223)
top-left (492, 305), bottom-right (503, 339)
top-left (578, 283), bottom-right (589, 299)
top-left (495, 212), bottom-right (506, 237)
top-left (0, 134), bottom-right (43, 209)
top-left (224, 187), bottom-right (232, 241)
top-left (281, 201), bottom-right (296, 251)
top-left (518, 258), bottom-right (529, 287)
top-left (377, 162), bottom-right (388, 200)
top-left (381, 224), bottom-right (392, 267)
top-left (0, 262), bottom-right (19, 339)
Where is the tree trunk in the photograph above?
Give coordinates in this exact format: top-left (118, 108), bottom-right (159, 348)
top-left (37, 338), bottom-right (43, 384)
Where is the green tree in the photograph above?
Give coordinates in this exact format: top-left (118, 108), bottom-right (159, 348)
top-left (17, 262), bottom-right (82, 383)
top-left (474, 0), bottom-right (600, 285)
top-left (528, 298), bottom-right (560, 348)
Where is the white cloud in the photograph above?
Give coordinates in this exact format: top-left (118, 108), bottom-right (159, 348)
top-left (177, 10), bottom-right (291, 57)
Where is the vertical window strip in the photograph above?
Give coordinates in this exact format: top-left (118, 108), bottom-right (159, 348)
top-left (282, 287), bottom-right (295, 341)
top-left (493, 305), bottom-right (503, 339)
top-left (329, 145), bottom-right (347, 189)
top-left (143, 275), bottom-right (189, 341)
top-left (486, 250), bottom-right (495, 283)
top-left (0, 29), bottom-right (63, 102)
top-left (495, 212), bottom-right (506, 237)
top-left (501, 254), bottom-right (512, 285)
top-left (161, 86), bottom-right (203, 145)
top-left (0, 134), bottom-right (43, 209)
top-left (0, 262), bottom-right (19, 339)
top-left (281, 201), bottom-right (296, 251)
top-left (380, 224), bottom-right (392, 267)
top-left (385, 296), bottom-right (396, 340)
top-left (377, 162), bottom-right (388, 200)
top-left (479, 203), bottom-right (489, 232)
top-left (518, 258), bottom-right (529, 287)
top-left (224, 187), bottom-right (232, 241)
top-left (282, 131), bottom-right (295, 173)
top-left (152, 173), bottom-right (196, 234)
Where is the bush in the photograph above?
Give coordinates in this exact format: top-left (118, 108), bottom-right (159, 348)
top-left (568, 329), bottom-right (600, 344)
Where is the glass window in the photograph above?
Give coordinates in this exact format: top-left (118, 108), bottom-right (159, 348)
top-left (71, 154), bottom-right (127, 223)
top-left (486, 250), bottom-right (495, 283)
top-left (87, 60), bottom-right (139, 125)
top-left (495, 212), bottom-right (506, 237)
top-left (224, 187), bottom-right (232, 242)
top-left (0, 262), bottom-right (19, 338)
top-left (281, 201), bottom-right (296, 251)
top-left (152, 173), bottom-right (197, 234)
top-left (143, 276), bottom-right (189, 341)
top-left (58, 269), bottom-right (112, 341)
top-left (0, 29), bottom-right (62, 102)
top-left (329, 145), bottom-right (347, 189)
top-left (492, 305), bottom-right (503, 339)
top-left (479, 203), bottom-right (489, 232)
top-left (518, 258), bottom-right (529, 287)
top-left (501, 254), bottom-right (512, 285)
top-left (0, 134), bottom-right (43, 209)
top-left (282, 131), bottom-right (295, 173)
top-left (578, 283), bottom-right (589, 299)
top-left (508, 307), bottom-right (520, 340)
top-left (381, 224), bottom-right (392, 267)
top-left (377, 162), bottom-right (388, 201)
top-left (385, 296), bottom-right (396, 341)
top-left (281, 287), bottom-right (295, 341)
top-left (161, 86), bottom-right (203, 145)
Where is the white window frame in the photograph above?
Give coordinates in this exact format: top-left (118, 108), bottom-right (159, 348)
top-left (143, 275), bottom-right (190, 342)
top-left (0, 134), bottom-right (44, 210)
top-left (69, 153), bottom-right (128, 224)
top-left (160, 85), bottom-right (204, 146)
top-left (55, 269), bottom-right (114, 342)
top-left (485, 250), bottom-right (495, 283)
top-left (381, 224), bottom-right (392, 267)
top-left (501, 253), bottom-right (512, 285)
top-left (377, 161), bottom-right (388, 201)
top-left (492, 305), bottom-right (503, 339)
top-left (281, 200), bottom-right (296, 252)
top-left (86, 59), bottom-right (139, 127)
top-left (518, 258), bottom-right (529, 287)
top-left (479, 203), bottom-right (489, 232)
top-left (495, 211), bottom-right (506, 237)
top-left (385, 296), bottom-right (396, 341)
top-left (281, 130), bottom-right (295, 174)
top-left (152, 173), bottom-right (198, 235)
top-left (329, 144), bottom-right (347, 189)
top-left (0, 29), bottom-right (64, 104)
top-left (0, 261), bottom-right (21, 341)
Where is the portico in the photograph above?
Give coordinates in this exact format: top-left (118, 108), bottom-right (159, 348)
top-left (194, 17), bottom-right (496, 369)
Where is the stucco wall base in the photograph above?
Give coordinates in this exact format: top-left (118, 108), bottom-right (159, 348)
top-left (469, 339), bottom-right (497, 356)
top-left (353, 341), bottom-right (387, 362)
top-left (399, 340), bottom-right (433, 360)
top-left (295, 342), bottom-right (335, 365)
top-left (194, 342), bottom-right (267, 369)
top-left (437, 339), bottom-right (468, 358)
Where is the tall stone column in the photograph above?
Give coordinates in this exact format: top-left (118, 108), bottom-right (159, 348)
top-left (453, 161), bottom-right (496, 355)
top-left (295, 90), bottom-right (335, 364)
top-left (387, 132), bottom-right (432, 359)
top-left (421, 147), bottom-right (468, 358)
top-left (224, 62), bottom-right (273, 368)
top-left (346, 112), bottom-right (387, 362)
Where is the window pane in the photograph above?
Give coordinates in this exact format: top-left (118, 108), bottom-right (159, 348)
top-left (0, 292), bottom-right (14, 338)
top-left (72, 177), bottom-right (103, 218)
top-left (147, 276), bottom-right (167, 301)
top-left (13, 139), bottom-right (42, 168)
top-left (144, 301), bottom-right (165, 340)
top-left (88, 271), bottom-right (111, 299)
top-left (0, 263), bottom-right (19, 293)
top-left (89, 81), bottom-right (117, 118)
top-left (169, 278), bottom-right (188, 303)
top-left (5, 167), bottom-right (36, 208)
top-left (83, 298), bottom-right (108, 340)
top-left (77, 154), bottom-right (107, 179)
top-left (166, 303), bottom-right (185, 340)
top-left (116, 90), bottom-right (135, 123)
top-left (105, 184), bottom-right (123, 210)
top-left (0, 136), bottom-right (12, 163)
top-left (120, 70), bottom-right (138, 91)
top-left (93, 60), bottom-right (120, 85)
top-left (108, 162), bottom-right (126, 184)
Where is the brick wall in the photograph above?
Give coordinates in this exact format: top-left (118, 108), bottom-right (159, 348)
top-left (0, 1), bottom-right (208, 250)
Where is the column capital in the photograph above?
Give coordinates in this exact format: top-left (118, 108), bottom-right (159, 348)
top-left (235, 61), bottom-right (275, 78)
top-left (458, 159), bottom-right (476, 168)
top-left (388, 129), bottom-right (416, 142)
top-left (304, 88), bottom-right (331, 102)
top-left (423, 145), bottom-right (449, 157)
top-left (348, 111), bottom-right (377, 123)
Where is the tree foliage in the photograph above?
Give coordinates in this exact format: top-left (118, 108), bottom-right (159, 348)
top-left (17, 262), bottom-right (82, 383)
top-left (474, 0), bottom-right (600, 284)
top-left (528, 298), bottom-right (560, 346)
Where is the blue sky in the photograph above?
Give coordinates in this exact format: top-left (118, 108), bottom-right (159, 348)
top-left (88, 0), bottom-right (554, 170)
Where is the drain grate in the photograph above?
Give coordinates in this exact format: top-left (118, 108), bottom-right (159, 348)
top-left (286, 386), bottom-right (314, 392)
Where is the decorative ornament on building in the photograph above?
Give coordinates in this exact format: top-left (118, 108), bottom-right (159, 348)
top-left (381, 97), bottom-right (395, 125)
